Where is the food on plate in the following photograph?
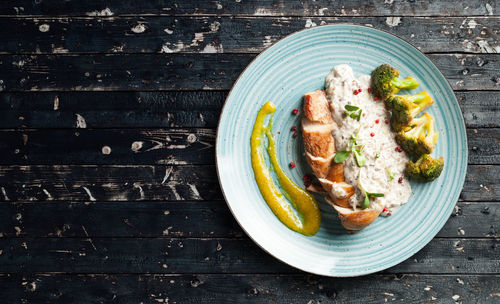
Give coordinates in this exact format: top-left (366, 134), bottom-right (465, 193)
top-left (395, 112), bottom-right (439, 157)
top-left (386, 91), bottom-right (434, 128)
top-left (302, 64), bottom-right (412, 232)
top-left (371, 64), bottom-right (419, 101)
top-left (250, 101), bottom-right (321, 236)
top-left (406, 154), bottom-right (444, 182)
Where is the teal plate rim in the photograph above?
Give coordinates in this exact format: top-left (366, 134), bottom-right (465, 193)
top-left (215, 24), bottom-right (468, 277)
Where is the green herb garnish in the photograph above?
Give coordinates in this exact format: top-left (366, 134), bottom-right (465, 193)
top-left (344, 104), bottom-right (363, 121)
top-left (361, 191), bottom-right (385, 209)
top-left (334, 130), bottom-right (365, 167)
top-left (386, 168), bottom-right (395, 181)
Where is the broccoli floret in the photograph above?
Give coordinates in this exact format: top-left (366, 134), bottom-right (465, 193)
top-left (371, 64), bottom-right (419, 101)
top-left (406, 154), bottom-right (444, 181)
top-left (387, 91), bottom-right (434, 125)
top-left (395, 113), bottom-right (439, 157)
top-left (390, 115), bottom-right (411, 132)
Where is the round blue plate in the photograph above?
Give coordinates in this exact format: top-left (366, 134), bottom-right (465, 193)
top-left (216, 24), bottom-right (467, 277)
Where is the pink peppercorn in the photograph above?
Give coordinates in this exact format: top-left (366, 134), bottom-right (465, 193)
top-left (375, 119), bottom-right (380, 124)
top-left (292, 108), bottom-right (299, 115)
top-left (398, 177), bottom-right (403, 184)
top-left (395, 146), bottom-right (403, 152)
top-left (370, 132), bottom-right (375, 137)
top-left (289, 162), bottom-right (296, 168)
top-left (385, 119), bottom-right (389, 124)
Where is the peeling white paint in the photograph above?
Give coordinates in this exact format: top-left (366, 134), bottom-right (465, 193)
top-left (53, 95), bottom-right (59, 110)
top-left (477, 39), bottom-right (500, 53)
top-left (162, 167), bottom-right (173, 184)
top-left (168, 184), bottom-right (182, 200)
top-left (187, 133), bottom-right (197, 143)
top-left (486, 3), bottom-right (493, 15)
top-left (209, 21), bottom-right (220, 32)
top-left (216, 2), bottom-right (223, 10)
top-left (86, 8), bottom-right (114, 16)
top-left (384, 0), bottom-right (394, 3)
top-left (191, 33), bottom-right (204, 46)
top-left (101, 146), bottom-right (111, 155)
top-left (52, 47), bottom-right (69, 54)
top-left (39, 24), bottom-right (50, 32)
top-left (1, 187), bottom-right (9, 200)
top-left (82, 186), bottom-right (96, 201)
top-left (131, 141), bottom-right (143, 152)
top-left (467, 19), bottom-right (477, 29)
top-left (133, 182), bottom-right (145, 199)
top-left (200, 42), bottom-right (223, 53)
top-left (255, 7), bottom-right (272, 15)
top-left (305, 19), bottom-right (317, 28)
top-left (318, 8), bottom-right (328, 16)
top-left (43, 188), bottom-right (53, 199)
top-left (75, 114), bottom-right (87, 128)
top-left (164, 28), bottom-right (173, 34)
top-left (161, 41), bottom-right (184, 53)
top-left (12, 60), bottom-right (25, 67)
top-left (131, 23), bottom-right (146, 34)
top-left (111, 45), bottom-right (124, 52)
top-left (188, 183), bottom-right (202, 200)
top-left (385, 17), bottom-right (401, 27)
top-left (263, 35), bottom-right (273, 48)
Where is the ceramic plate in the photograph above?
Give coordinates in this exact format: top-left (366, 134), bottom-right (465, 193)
top-left (216, 24), bottom-right (467, 276)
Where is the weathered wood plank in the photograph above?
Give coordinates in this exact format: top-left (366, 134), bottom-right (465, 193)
top-left (0, 129), bottom-right (216, 165)
top-left (0, 165), bottom-right (221, 202)
top-left (0, 1), bottom-right (496, 17)
top-left (2, 17), bottom-right (500, 54)
top-left (0, 91), bottom-right (223, 128)
top-left (1, 274), bottom-right (499, 304)
top-left (0, 165), bottom-right (496, 202)
top-left (0, 54), bottom-right (499, 91)
top-left (0, 201), bottom-right (496, 238)
top-left (467, 128), bottom-right (500, 164)
top-left (0, 128), bottom-right (495, 165)
top-left (0, 238), bottom-right (497, 274)
top-left (457, 91), bottom-right (500, 128)
top-left (0, 91), bottom-right (498, 129)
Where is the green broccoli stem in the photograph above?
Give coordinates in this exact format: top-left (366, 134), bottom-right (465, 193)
top-left (405, 91), bottom-right (428, 103)
top-left (391, 77), bottom-right (419, 90)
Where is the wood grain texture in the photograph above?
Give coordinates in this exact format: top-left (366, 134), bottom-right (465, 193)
top-left (0, 91), bottom-right (498, 129)
top-left (0, 165), bottom-right (497, 202)
top-left (0, 91), bottom-right (223, 128)
top-left (0, 1), bottom-right (496, 17)
top-left (1, 274), bottom-right (499, 304)
top-left (0, 165), bottom-right (221, 202)
top-left (1, 17), bottom-right (500, 54)
top-left (0, 128), bottom-right (495, 165)
top-left (0, 238), bottom-right (497, 274)
top-left (0, 129), bottom-right (216, 165)
top-left (1, 53), bottom-right (499, 91)
top-left (0, 201), bottom-right (496, 238)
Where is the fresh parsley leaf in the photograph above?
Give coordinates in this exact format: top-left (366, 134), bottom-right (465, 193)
top-left (334, 150), bottom-right (351, 163)
top-left (353, 149), bottom-right (365, 167)
top-left (344, 104), bottom-right (359, 111)
top-left (362, 193), bottom-right (370, 209)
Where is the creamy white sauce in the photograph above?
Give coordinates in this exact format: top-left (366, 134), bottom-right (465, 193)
top-left (325, 64), bottom-right (411, 214)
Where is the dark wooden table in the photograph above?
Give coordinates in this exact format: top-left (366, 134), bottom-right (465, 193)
top-left (0, 1), bottom-right (499, 303)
